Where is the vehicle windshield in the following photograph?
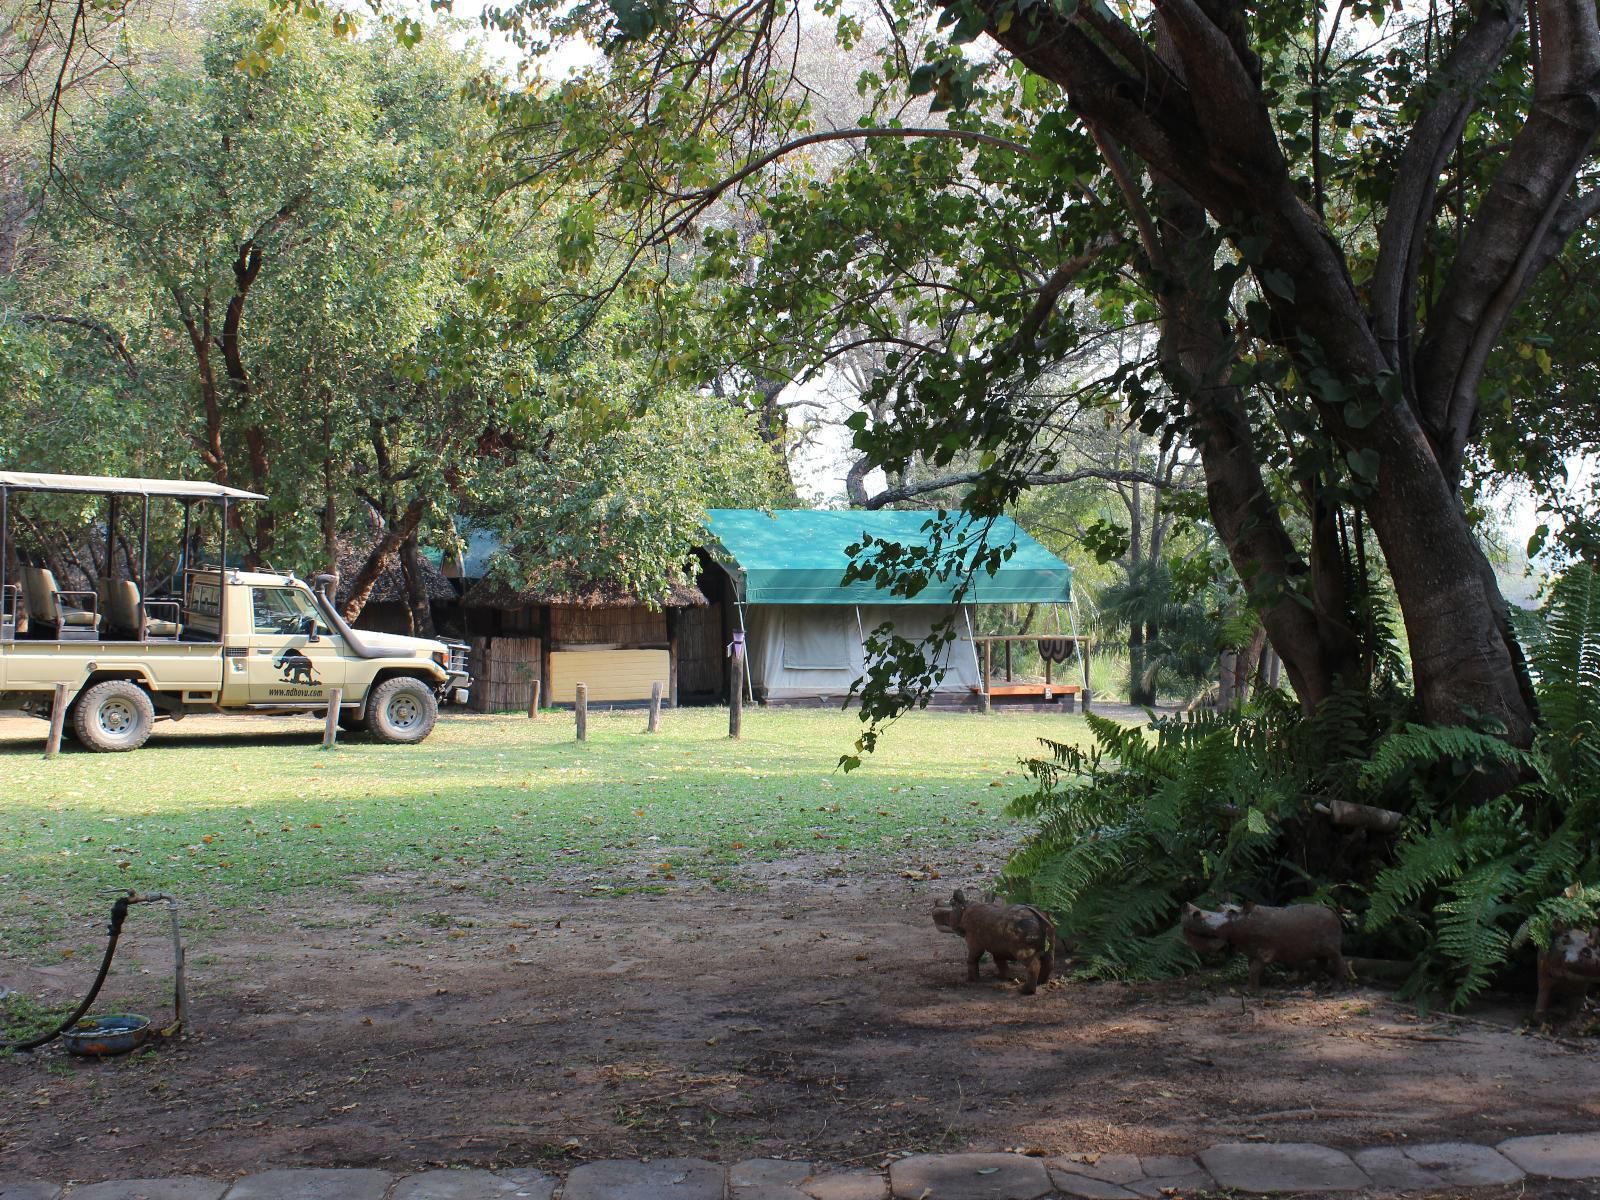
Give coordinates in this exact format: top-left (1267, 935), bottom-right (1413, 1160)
top-left (252, 586), bottom-right (326, 635)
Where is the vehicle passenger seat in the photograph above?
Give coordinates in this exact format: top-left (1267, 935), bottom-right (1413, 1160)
top-left (25, 565), bottom-right (101, 639)
top-left (108, 579), bottom-right (181, 641)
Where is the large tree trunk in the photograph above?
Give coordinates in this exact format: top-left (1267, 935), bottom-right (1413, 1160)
top-left (399, 533), bottom-right (436, 639)
top-left (1128, 620), bottom-right (1151, 706)
top-left (1357, 414), bottom-right (1538, 741)
top-left (1152, 186), bottom-right (1363, 710)
top-left (980, 2), bottom-right (1550, 743)
top-left (342, 499), bottom-right (425, 624)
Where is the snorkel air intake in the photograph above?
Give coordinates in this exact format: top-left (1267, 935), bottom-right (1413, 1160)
top-left (313, 573), bottom-right (409, 659)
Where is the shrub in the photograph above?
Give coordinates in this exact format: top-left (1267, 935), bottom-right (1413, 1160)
top-left (1002, 565), bottom-right (1600, 1008)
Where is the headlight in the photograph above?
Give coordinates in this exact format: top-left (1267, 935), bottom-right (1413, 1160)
top-left (432, 651), bottom-right (447, 668)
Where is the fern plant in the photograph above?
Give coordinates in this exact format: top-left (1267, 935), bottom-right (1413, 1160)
top-left (1003, 564), bottom-right (1600, 1007)
top-left (1002, 704), bottom-right (1321, 979)
top-left (1362, 564), bottom-right (1600, 1007)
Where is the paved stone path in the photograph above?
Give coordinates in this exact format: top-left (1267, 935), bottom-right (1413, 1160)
top-left (2, 692), bottom-right (1567, 1200)
top-left (6, 1131), bottom-right (1600, 1200)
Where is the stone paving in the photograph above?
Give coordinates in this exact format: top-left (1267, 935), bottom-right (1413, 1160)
top-left (5, 1131), bottom-right (1600, 1199)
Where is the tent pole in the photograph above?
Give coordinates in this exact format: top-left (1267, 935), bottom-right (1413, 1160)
top-left (853, 605), bottom-right (868, 713)
top-left (1069, 593), bottom-right (1090, 701)
top-left (735, 600), bottom-right (753, 703)
top-left (218, 499), bottom-right (229, 646)
top-left (0, 484), bottom-right (9, 642)
top-left (963, 605), bottom-right (980, 678)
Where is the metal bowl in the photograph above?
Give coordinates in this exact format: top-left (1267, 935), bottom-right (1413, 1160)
top-left (61, 1013), bottom-right (150, 1057)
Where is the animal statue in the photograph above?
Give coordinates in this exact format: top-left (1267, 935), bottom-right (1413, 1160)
top-left (1536, 926), bottom-right (1600, 1022)
top-left (1181, 901), bottom-right (1350, 990)
top-left (933, 889), bottom-right (1055, 995)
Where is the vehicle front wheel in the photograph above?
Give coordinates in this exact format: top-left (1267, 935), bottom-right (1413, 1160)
top-left (365, 676), bottom-right (438, 745)
top-left (73, 680), bottom-right (155, 753)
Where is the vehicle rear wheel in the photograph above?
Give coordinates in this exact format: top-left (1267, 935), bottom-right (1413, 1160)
top-left (73, 680), bottom-right (155, 753)
top-left (366, 676), bottom-right (438, 745)
top-left (337, 709), bottom-right (368, 734)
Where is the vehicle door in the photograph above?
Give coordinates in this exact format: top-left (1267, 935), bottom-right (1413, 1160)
top-left (244, 585), bottom-right (346, 705)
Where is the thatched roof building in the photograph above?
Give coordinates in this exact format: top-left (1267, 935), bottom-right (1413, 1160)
top-left (334, 538), bottom-right (456, 609)
top-left (459, 574), bottom-right (707, 611)
top-left (455, 558), bottom-right (726, 713)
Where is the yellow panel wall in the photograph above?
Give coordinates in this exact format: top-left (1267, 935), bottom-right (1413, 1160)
top-left (548, 649), bottom-right (669, 703)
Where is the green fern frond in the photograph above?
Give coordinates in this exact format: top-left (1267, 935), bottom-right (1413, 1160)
top-left (1366, 823), bottom-right (1470, 930)
top-left (1531, 563), bottom-right (1600, 742)
top-left (1437, 859), bottom-right (1520, 1007)
top-left (1524, 886), bottom-right (1600, 951)
top-left (1359, 723), bottom-right (1533, 795)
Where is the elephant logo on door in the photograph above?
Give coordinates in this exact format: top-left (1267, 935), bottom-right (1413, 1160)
top-left (273, 646), bottom-right (319, 685)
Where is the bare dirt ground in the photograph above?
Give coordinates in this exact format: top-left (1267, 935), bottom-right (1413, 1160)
top-left (4, 846), bottom-right (1600, 1191)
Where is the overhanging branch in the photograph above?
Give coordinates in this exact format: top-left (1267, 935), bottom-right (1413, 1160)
top-left (863, 466), bottom-right (1173, 509)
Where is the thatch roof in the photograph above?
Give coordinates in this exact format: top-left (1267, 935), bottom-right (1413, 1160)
top-left (461, 574), bottom-right (707, 610)
top-left (335, 537), bottom-right (457, 606)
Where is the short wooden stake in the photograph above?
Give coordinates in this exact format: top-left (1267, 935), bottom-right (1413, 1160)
top-left (575, 683), bottom-right (588, 742)
top-left (322, 687), bottom-right (343, 749)
top-left (44, 682), bottom-right (68, 758)
top-left (647, 680), bottom-right (662, 733)
top-left (528, 678), bottom-right (541, 719)
top-left (728, 639), bottom-right (744, 740)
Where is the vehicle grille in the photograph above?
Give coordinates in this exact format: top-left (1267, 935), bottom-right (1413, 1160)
top-left (447, 643), bottom-right (470, 677)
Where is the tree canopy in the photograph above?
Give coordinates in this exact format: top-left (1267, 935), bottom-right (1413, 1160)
top-left (462, 0), bottom-right (1600, 743)
top-left (0, 0), bottom-right (789, 620)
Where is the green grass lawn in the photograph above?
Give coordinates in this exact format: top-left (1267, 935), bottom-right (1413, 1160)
top-left (0, 706), bottom-right (1104, 958)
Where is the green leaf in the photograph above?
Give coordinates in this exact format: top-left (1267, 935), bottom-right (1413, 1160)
top-left (1346, 448), bottom-right (1379, 483)
top-left (1261, 269), bottom-right (1296, 301)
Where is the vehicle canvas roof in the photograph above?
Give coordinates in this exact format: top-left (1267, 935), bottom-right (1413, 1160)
top-left (0, 472), bottom-right (266, 501)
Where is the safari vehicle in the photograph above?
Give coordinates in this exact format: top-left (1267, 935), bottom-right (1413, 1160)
top-left (0, 472), bottom-right (470, 752)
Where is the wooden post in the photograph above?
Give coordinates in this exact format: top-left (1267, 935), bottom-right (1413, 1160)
top-left (322, 688), bottom-right (343, 749)
top-left (528, 677), bottom-right (541, 719)
top-left (44, 682), bottom-right (67, 758)
top-left (728, 633), bottom-right (744, 740)
top-left (665, 608), bottom-right (680, 709)
top-left (575, 683), bottom-right (588, 742)
top-left (538, 605), bottom-right (552, 716)
top-left (1004, 639), bottom-right (1012, 682)
top-left (647, 680), bottom-right (662, 733)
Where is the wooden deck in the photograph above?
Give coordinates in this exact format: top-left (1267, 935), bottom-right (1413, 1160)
top-left (976, 683), bottom-right (1080, 700)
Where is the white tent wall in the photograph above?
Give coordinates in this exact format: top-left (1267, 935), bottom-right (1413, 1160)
top-left (745, 603), bottom-right (980, 700)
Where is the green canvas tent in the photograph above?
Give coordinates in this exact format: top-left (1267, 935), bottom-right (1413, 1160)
top-left (702, 509), bottom-right (1075, 702)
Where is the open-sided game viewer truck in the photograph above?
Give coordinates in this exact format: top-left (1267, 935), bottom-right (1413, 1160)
top-left (0, 472), bottom-right (470, 752)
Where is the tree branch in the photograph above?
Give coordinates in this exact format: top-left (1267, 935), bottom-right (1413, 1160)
top-left (1414, 0), bottom-right (1600, 482)
top-left (23, 311), bottom-right (138, 378)
top-left (863, 465), bottom-right (1173, 508)
top-left (1371, 0), bottom-right (1524, 376)
top-left (657, 124), bottom-right (1033, 206)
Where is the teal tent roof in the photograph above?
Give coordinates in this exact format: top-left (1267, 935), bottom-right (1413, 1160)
top-left (703, 509), bottom-right (1072, 606)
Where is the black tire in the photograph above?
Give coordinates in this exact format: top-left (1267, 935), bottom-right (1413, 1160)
top-left (365, 676), bottom-right (438, 745)
top-left (337, 709), bottom-right (368, 734)
top-left (73, 679), bottom-right (155, 753)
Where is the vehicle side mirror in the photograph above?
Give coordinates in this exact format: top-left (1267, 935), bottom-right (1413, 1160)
top-left (300, 614), bottom-right (320, 643)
